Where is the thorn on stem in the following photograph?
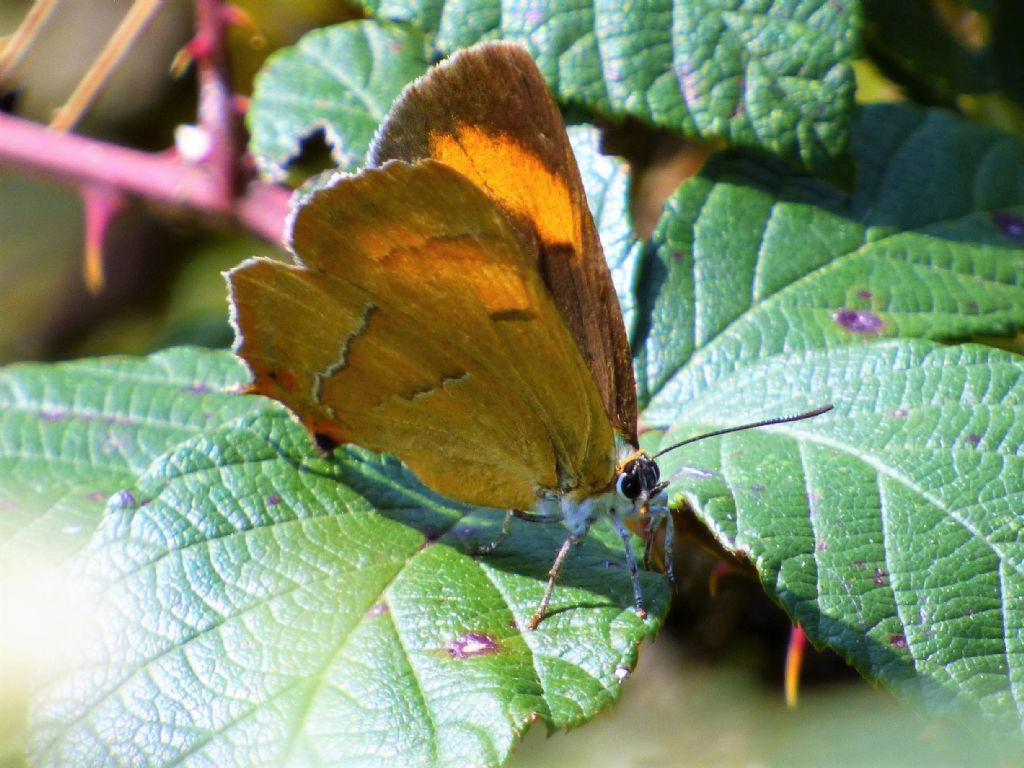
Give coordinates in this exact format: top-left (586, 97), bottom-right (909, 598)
top-left (785, 624), bottom-right (807, 710)
top-left (221, 4), bottom-right (264, 47)
top-left (81, 184), bottom-right (126, 293)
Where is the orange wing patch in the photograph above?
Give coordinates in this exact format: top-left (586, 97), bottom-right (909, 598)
top-left (429, 126), bottom-right (583, 257)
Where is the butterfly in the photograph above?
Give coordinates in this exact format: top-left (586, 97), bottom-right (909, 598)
top-left (228, 42), bottom-right (830, 629)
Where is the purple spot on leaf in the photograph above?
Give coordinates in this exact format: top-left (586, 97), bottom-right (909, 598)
top-left (39, 410), bottom-right (68, 422)
top-left (671, 250), bottom-right (685, 263)
top-left (889, 634), bottom-right (908, 649)
top-left (112, 490), bottom-right (136, 508)
top-left (964, 434), bottom-right (982, 446)
top-left (86, 491), bottom-right (108, 503)
top-left (873, 568), bottom-right (887, 586)
top-left (448, 632), bottom-right (500, 659)
top-left (853, 560), bottom-right (865, 570)
top-left (815, 538), bottom-right (828, 553)
top-left (750, 483), bottom-right (765, 493)
top-left (186, 383), bottom-right (211, 395)
top-left (676, 60), bottom-right (701, 104)
top-left (890, 408), bottom-right (909, 419)
top-left (266, 494), bottom-right (282, 506)
top-left (992, 210), bottom-right (1024, 241)
top-left (0, 499), bottom-right (17, 511)
top-left (366, 602), bottom-right (388, 618)
top-left (807, 492), bottom-right (822, 516)
top-left (856, 289), bottom-right (873, 300)
top-left (832, 308), bottom-right (885, 334)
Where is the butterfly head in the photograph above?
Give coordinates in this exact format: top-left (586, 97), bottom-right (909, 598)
top-left (614, 449), bottom-right (668, 516)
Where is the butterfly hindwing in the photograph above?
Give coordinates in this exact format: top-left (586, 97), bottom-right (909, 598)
top-left (229, 160), bottom-right (615, 509)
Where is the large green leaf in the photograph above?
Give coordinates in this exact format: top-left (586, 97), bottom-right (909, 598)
top-left (248, 3), bottom-right (859, 179)
top-left (0, 348), bottom-right (261, 563)
top-left (0, 350), bottom-right (272, 767)
top-left (652, 340), bottom-right (1024, 728)
top-left (639, 104), bottom-right (1024, 417)
top-left (21, 350), bottom-right (667, 768)
top-left (358, 0), bottom-right (859, 176)
top-left (248, 21), bottom-right (430, 178)
top-left (632, 102), bottom-right (1024, 730)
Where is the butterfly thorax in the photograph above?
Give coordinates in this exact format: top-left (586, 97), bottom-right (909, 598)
top-left (537, 447), bottom-right (666, 537)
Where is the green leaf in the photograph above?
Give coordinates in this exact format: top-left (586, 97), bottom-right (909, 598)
top-left (0, 348), bottom-right (260, 563)
top-left (0, 349), bottom-right (273, 768)
top-left (639, 104), bottom-right (1024, 417)
top-left (630, 102), bottom-right (1024, 729)
top-left (29, 406), bottom-right (667, 767)
top-left (652, 340), bottom-right (1024, 727)
top-left (248, 21), bottom-right (430, 178)
top-left (358, 0), bottom-right (859, 176)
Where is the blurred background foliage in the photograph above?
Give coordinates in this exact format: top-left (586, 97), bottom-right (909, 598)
top-left (0, 0), bottom-right (359, 363)
top-left (2, 1), bottom-right (1022, 765)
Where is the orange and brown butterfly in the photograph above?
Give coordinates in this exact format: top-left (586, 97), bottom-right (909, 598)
top-left (228, 41), bottom-right (667, 629)
top-left (228, 41), bottom-right (835, 629)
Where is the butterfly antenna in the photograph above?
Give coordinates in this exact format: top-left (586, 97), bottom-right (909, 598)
top-left (652, 404), bottom-right (834, 459)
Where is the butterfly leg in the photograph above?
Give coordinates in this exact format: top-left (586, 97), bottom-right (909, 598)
top-left (610, 513), bottom-right (647, 621)
top-left (660, 506), bottom-right (676, 589)
top-left (513, 509), bottom-right (564, 524)
top-left (528, 530), bottom-right (581, 630)
top-left (470, 510), bottom-right (514, 556)
top-left (471, 507), bottom-right (566, 556)
top-left (642, 520), bottom-right (656, 571)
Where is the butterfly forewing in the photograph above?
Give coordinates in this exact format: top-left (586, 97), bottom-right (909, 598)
top-left (370, 43), bottom-right (638, 445)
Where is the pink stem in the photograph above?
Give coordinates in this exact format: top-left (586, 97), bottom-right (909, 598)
top-left (0, 112), bottom-right (290, 245)
top-left (194, 0), bottom-right (238, 209)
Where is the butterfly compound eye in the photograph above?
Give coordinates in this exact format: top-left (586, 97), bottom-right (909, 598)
top-left (615, 455), bottom-right (661, 501)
